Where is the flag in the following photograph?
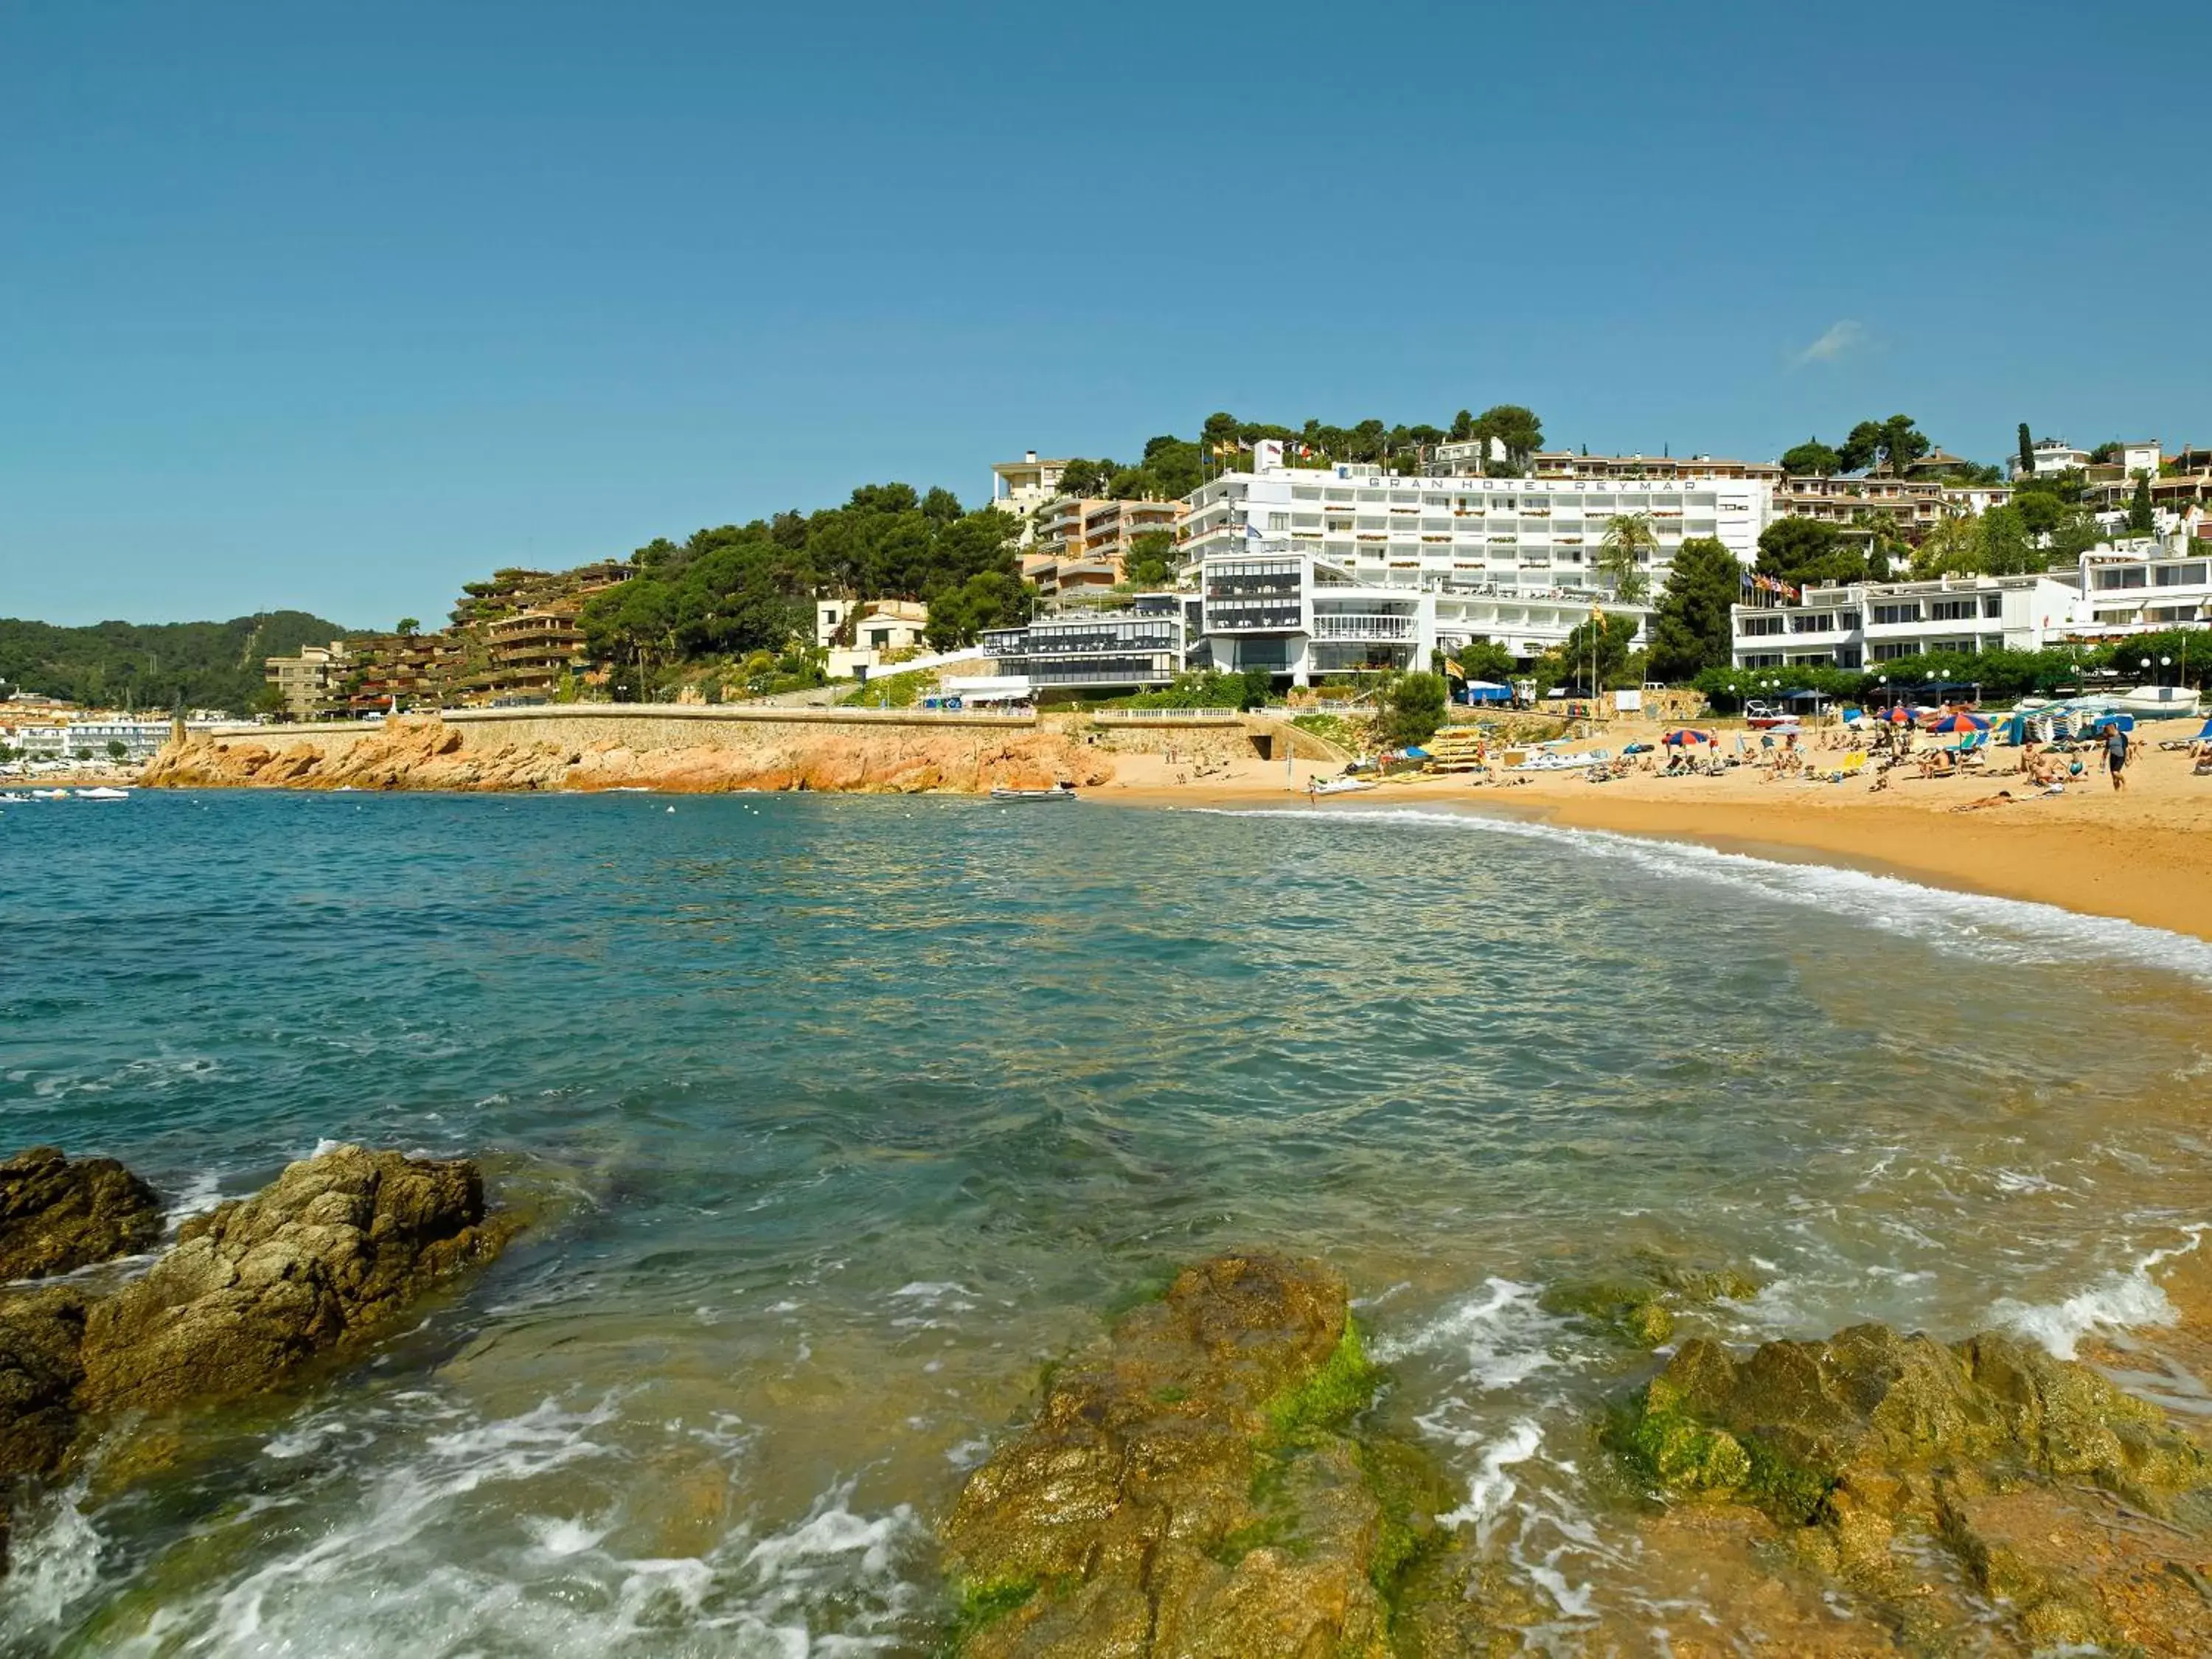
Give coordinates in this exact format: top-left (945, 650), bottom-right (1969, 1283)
top-left (1444, 658), bottom-right (1464, 680)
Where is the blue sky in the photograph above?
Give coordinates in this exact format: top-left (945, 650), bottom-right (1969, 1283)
top-left (3, 0), bottom-right (2205, 627)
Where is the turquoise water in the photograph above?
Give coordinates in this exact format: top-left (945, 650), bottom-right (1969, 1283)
top-left (4, 790), bottom-right (2212, 1653)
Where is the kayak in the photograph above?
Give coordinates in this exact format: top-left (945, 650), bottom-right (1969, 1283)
top-left (990, 786), bottom-right (1077, 803)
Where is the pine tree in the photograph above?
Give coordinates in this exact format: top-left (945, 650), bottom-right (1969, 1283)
top-left (2017, 422), bottom-right (2035, 479)
top-left (1646, 538), bottom-right (1744, 683)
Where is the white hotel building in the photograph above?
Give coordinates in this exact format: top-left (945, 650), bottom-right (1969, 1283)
top-left (1180, 449), bottom-right (1773, 603)
top-left (1728, 543), bottom-right (2212, 671)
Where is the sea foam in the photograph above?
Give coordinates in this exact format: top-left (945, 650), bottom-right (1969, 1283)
top-left (1200, 805), bottom-right (2212, 986)
top-left (1991, 1227), bottom-right (2208, 1358)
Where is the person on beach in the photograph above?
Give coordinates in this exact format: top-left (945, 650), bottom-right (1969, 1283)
top-left (2104, 722), bottom-right (2131, 792)
top-left (1952, 790), bottom-right (2017, 813)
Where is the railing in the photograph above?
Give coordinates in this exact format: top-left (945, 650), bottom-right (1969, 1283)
top-left (1312, 614), bottom-right (1417, 640)
top-left (1091, 707), bottom-right (1242, 724)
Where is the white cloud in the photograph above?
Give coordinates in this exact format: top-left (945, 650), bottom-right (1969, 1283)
top-left (1793, 319), bottom-right (1865, 366)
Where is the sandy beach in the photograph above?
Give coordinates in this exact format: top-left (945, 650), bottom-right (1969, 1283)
top-left (1100, 717), bottom-right (2212, 943)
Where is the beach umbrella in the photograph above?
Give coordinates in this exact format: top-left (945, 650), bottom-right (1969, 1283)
top-left (2195, 717), bottom-right (2212, 741)
top-left (2091, 714), bottom-right (2135, 733)
top-left (1888, 706), bottom-right (1913, 723)
top-left (1662, 728), bottom-right (1714, 746)
top-left (1927, 711), bottom-right (1991, 734)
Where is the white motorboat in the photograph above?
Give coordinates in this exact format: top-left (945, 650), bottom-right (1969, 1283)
top-left (2112, 685), bottom-right (2203, 719)
top-left (74, 787), bottom-right (131, 800)
top-left (31, 789), bottom-right (71, 800)
top-left (1308, 776), bottom-right (1378, 796)
top-left (990, 785), bottom-right (1077, 803)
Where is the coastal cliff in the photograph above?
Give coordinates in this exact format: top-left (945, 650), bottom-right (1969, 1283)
top-left (139, 714), bottom-right (1119, 795)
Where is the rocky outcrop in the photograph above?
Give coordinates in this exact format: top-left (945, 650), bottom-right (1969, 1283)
top-left (942, 1251), bottom-right (1445, 1658)
top-left (1609, 1321), bottom-right (2212, 1652)
top-left (0, 1147), bottom-right (162, 1281)
top-left (0, 1288), bottom-right (92, 1482)
top-left (141, 717), bottom-right (1117, 796)
top-left (77, 1145), bottom-right (511, 1414)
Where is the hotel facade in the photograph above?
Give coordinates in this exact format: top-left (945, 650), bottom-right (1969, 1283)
top-left (1179, 451), bottom-right (1773, 602)
top-left (1728, 543), bottom-right (2212, 671)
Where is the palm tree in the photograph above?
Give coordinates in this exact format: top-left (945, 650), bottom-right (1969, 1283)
top-left (1597, 514), bottom-right (1657, 604)
top-left (1910, 512), bottom-right (1983, 580)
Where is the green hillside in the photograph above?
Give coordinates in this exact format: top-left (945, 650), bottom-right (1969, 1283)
top-left (0, 611), bottom-right (354, 714)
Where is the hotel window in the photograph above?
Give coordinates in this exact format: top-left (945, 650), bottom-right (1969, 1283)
top-left (1267, 513), bottom-right (1290, 531)
top-left (1982, 594), bottom-right (2003, 618)
top-left (1871, 603), bottom-right (1921, 625)
top-left (1930, 599), bottom-right (1978, 621)
top-left (2096, 567), bottom-right (2147, 589)
top-left (2157, 563), bottom-right (2207, 586)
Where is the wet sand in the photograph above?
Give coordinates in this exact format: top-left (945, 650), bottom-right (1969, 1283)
top-left (1098, 722), bottom-right (2212, 943)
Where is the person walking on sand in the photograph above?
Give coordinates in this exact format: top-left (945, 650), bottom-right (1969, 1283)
top-left (2104, 720), bottom-right (2132, 792)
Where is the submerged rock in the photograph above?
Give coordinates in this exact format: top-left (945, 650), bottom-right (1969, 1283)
top-left (942, 1251), bottom-right (1439, 1657)
top-left (77, 1144), bottom-right (511, 1414)
top-left (0, 1147), bottom-right (162, 1281)
top-left (1538, 1251), bottom-right (1764, 1352)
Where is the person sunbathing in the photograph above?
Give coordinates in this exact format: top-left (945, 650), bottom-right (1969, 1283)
top-left (1917, 750), bottom-right (1956, 779)
top-left (1951, 790), bottom-right (2017, 812)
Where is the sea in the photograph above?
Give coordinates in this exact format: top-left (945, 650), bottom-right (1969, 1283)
top-left (4, 788), bottom-right (2212, 1655)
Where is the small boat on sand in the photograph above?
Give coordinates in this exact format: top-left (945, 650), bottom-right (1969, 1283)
top-left (990, 785), bottom-right (1077, 803)
top-left (1308, 776), bottom-right (1378, 797)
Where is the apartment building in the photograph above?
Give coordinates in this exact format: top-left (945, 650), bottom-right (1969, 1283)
top-left (7, 716), bottom-right (232, 762)
top-left (1526, 452), bottom-right (1784, 485)
top-left (989, 452), bottom-right (1073, 545)
top-left (1767, 474), bottom-right (1958, 538)
top-left (263, 641), bottom-right (352, 719)
top-left (344, 632), bottom-right (466, 714)
top-left (2014, 439), bottom-right (2094, 479)
top-left (480, 607), bottom-right (591, 700)
top-left (1731, 574), bottom-right (2087, 670)
top-left (1180, 456), bottom-right (1770, 600)
top-left (1023, 495), bottom-right (1186, 597)
top-left (2076, 543), bottom-right (2212, 633)
top-left (1187, 550), bottom-right (1650, 684)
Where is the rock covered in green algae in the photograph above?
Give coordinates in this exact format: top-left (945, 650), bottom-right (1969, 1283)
top-left (77, 1144), bottom-right (512, 1414)
top-left (0, 1147), bottom-right (162, 1282)
top-left (1618, 1324), bottom-right (2205, 1516)
top-left (1608, 1321), bottom-right (2212, 1653)
top-left (941, 1251), bottom-right (1447, 1658)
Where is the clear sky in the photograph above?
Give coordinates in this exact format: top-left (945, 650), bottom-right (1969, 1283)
top-left (4, 0), bottom-right (2205, 627)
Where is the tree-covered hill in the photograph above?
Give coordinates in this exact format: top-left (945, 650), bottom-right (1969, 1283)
top-left (0, 611), bottom-right (353, 714)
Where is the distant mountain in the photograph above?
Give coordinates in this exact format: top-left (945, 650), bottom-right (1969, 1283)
top-left (0, 611), bottom-right (354, 715)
